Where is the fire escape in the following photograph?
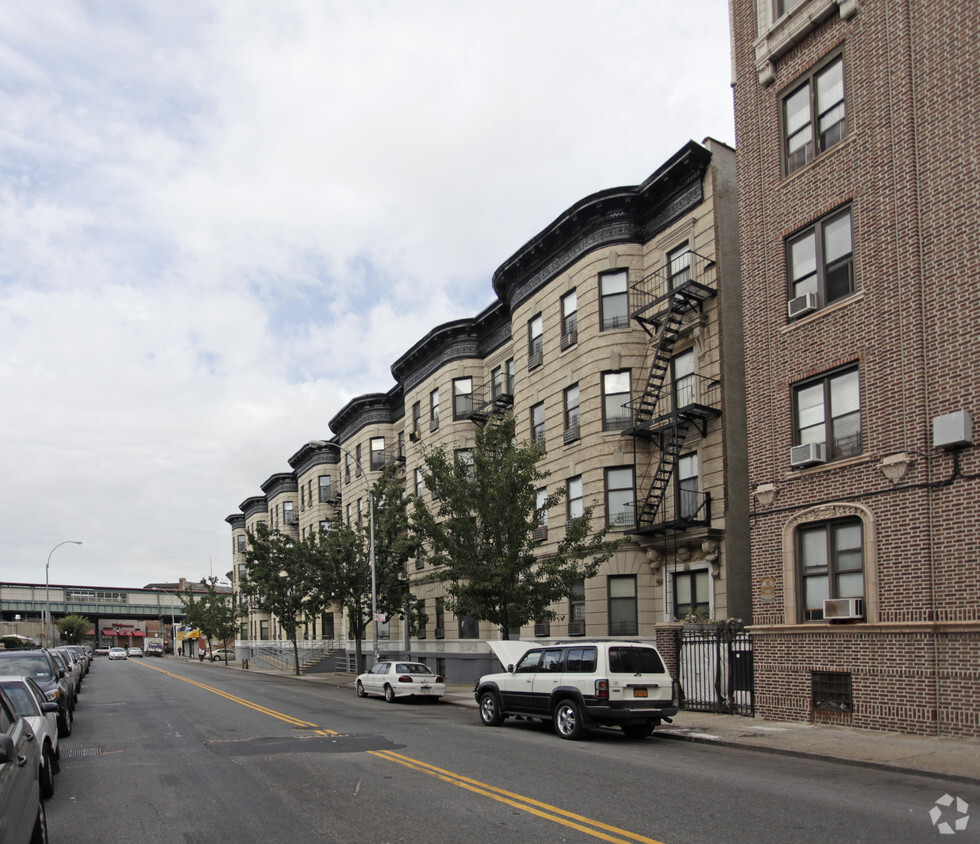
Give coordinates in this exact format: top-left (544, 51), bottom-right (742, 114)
top-left (462, 373), bottom-right (515, 426)
top-left (627, 251), bottom-right (721, 534)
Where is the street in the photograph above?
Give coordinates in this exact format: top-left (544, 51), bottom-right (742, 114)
top-left (46, 659), bottom-right (976, 843)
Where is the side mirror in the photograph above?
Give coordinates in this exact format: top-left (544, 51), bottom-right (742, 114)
top-left (507, 664), bottom-right (514, 673)
top-left (42, 702), bottom-right (59, 714)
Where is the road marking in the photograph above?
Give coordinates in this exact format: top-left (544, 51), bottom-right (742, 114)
top-left (137, 661), bottom-right (664, 844)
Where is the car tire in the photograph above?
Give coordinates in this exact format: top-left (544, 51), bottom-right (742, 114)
top-left (40, 747), bottom-right (55, 800)
top-left (621, 722), bottom-right (654, 739)
top-left (30, 801), bottom-right (48, 844)
top-left (478, 691), bottom-right (505, 726)
top-left (553, 699), bottom-right (586, 740)
top-left (57, 706), bottom-right (72, 738)
top-left (384, 684), bottom-right (396, 703)
top-left (355, 680), bottom-right (367, 698)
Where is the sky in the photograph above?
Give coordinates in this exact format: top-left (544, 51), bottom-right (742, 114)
top-left (0, 1), bottom-right (735, 589)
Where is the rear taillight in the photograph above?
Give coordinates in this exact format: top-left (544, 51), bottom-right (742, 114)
top-left (435, 676), bottom-right (444, 683)
top-left (398, 675), bottom-right (413, 683)
top-left (595, 679), bottom-right (609, 700)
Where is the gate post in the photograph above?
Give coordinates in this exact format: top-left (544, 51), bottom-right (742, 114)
top-left (654, 623), bottom-right (683, 683)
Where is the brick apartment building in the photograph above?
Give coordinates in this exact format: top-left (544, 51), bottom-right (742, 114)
top-left (730, 0), bottom-right (980, 735)
top-left (228, 139), bottom-right (751, 683)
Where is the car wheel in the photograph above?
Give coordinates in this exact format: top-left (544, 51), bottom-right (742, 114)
top-left (553, 699), bottom-right (586, 740)
top-left (621, 722), bottom-right (654, 739)
top-left (355, 680), bottom-right (367, 698)
top-left (383, 684), bottom-right (396, 703)
top-left (40, 747), bottom-right (55, 800)
top-left (30, 801), bottom-right (48, 844)
top-left (57, 706), bottom-right (72, 738)
top-left (478, 691), bottom-right (505, 726)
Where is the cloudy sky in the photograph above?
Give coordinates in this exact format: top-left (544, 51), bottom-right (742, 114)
top-left (1, 1), bottom-right (734, 589)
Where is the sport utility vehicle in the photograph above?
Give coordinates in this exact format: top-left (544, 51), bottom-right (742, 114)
top-left (0, 649), bottom-right (73, 738)
top-left (474, 640), bottom-right (677, 740)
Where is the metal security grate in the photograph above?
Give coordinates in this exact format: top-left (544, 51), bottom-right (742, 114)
top-left (60, 746), bottom-right (103, 758)
top-left (812, 671), bottom-right (853, 713)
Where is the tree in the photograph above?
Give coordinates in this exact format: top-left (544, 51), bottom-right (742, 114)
top-left (180, 577), bottom-right (242, 663)
top-left (56, 614), bottom-right (91, 645)
top-left (240, 525), bottom-right (318, 675)
top-left (412, 412), bottom-right (623, 638)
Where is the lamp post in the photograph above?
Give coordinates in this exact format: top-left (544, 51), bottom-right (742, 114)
top-left (44, 540), bottom-right (83, 648)
top-left (308, 440), bottom-right (379, 664)
top-left (148, 586), bottom-right (177, 658)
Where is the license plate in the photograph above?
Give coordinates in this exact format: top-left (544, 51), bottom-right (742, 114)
top-left (420, 687), bottom-right (431, 694)
top-left (633, 688), bottom-right (648, 698)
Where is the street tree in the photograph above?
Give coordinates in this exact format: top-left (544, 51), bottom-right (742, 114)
top-left (412, 412), bottom-right (623, 638)
top-left (240, 526), bottom-right (318, 675)
top-left (180, 577), bottom-right (242, 663)
top-left (56, 614), bottom-right (91, 644)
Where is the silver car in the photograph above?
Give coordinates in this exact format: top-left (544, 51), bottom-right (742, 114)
top-left (0, 676), bottom-right (60, 800)
top-left (0, 686), bottom-right (46, 842)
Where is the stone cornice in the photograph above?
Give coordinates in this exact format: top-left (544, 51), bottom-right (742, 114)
top-left (492, 141), bottom-right (711, 310)
top-left (260, 472), bottom-right (297, 498)
top-left (328, 385), bottom-right (404, 441)
top-left (224, 514), bottom-right (245, 529)
top-left (238, 496), bottom-right (268, 519)
top-left (287, 440), bottom-right (342, 475)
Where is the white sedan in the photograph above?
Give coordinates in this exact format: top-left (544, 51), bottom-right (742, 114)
top-left (0, 675), bottom-right (60, 799)
top-left (108, 647), bottom-right (127, 660)
top-left (356, 661), bottom-right (445, 703)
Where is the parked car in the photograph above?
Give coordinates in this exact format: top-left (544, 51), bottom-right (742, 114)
top-left (474, 640), bottom-right (678, 740)
top-left (0, 676), bottom-right (60, 799)
top-left (127, 647), bottom-right (143, 658)
top-left (64, 645), bottom-right (91, 674)
top-left (0, 649), bottom-right (73, 738)
top-left (94, 646), bottom-right (110, 657)
top-left (209, 649), bottom-right (236, 663)
top-left (356, 661), bottom-right (445, 703)
top-left (53, 647), bottom-right (83, 695)
top-left (0, 685), bottom-right (46, 843)
top-left (108, 647), bottom-right (127, 660)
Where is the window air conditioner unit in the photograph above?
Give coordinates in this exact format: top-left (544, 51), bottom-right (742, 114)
top-left (409, 430), bottom-right (421, 443)
top-left (790, 442), bottom-right (826, 467)
top-left (823, 598), bottom-right (864, 620)
top-left (788, 291), bottom-right (818, 319)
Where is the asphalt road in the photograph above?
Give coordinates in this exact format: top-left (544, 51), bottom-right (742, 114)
top-left (45, 658), bottom-right (976, 843)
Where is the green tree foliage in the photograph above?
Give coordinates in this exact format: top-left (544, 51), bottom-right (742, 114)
top-left (412, 412), bottom-right (623, 639)
top-left (55, 614), bottom-right (91, 644)
top-left (180, 577), bottom-right (243, 663)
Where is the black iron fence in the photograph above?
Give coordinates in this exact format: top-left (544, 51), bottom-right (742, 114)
top-left (675, 627), bottom-right (754, 716)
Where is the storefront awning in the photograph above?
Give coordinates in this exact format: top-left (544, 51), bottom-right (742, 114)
top-left (131, 631), bottom-right (146, 637)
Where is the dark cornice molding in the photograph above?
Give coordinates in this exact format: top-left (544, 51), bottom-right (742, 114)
top-left (328, 384), bottom-right (404, 441)
top-left (238, 496), bottom-right (268, 519)
top-left (260, 472), bottom-right (297, 498)
top-left (492, 141), bottom-right (712, 310)
top-left (224, 514), bottom-right (245, 529)
top-left (287, 440), bottom-right (342, 475)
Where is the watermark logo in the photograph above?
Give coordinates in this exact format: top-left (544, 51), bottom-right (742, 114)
top-left (930, 794), bottom-right (970, 835)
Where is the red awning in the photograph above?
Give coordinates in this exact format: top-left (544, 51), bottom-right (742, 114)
top-left (131, 631), bottom-right (146, 637)
top-left (101, 629), bottom-right (117, 635)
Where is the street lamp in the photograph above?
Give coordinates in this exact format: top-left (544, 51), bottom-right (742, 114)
top-left (147, 586), bottom-right (178, 658)
top-left (308, 440), bottom-right (379, 664)
top-left (44, 540), bottom-right (83, 648)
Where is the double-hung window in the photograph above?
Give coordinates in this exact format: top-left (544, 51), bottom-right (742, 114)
top-left (672, 350), bottom-right (696, 409)
top-left (799, 519), bottom-right (864, 621)
top-left (602, 371), bottom-right (632, 431)
top-left (453, 378), bottom-right (473, 420)
top-left (599, 270), bottom-right (629, 330)
top-left (370, 437), bottom-right (385, 471)
top-left (794, 366), bottom-right (861, 461)
top-left (430, 388), bottom-right (440, 431)
top-left (677, 453), bottom-right (700, 520)
top-left (608, 575), bottom-right (637, 636)
top-left (783, 54), bottom-right (846, 174)
top-left (318, 475), bottom-right (331, 503)
top-left (412, 401), bottom-right (422, 438)
top-left (561, 290), bottom-right (578, 349)
top-left (534, 487), bottom-right (548, 542)
top-left (414, 468), bottom-right (423, 497)
top-left (673, 569), bottom-right (710, 619)
top-left (668, 245), bottom-right (691, 289)
top-left (605, 467), bottom-right (634, 529)
top-left (567, 476), bottom-right (584, 526)
top-left (528, 315), bottom-right (543, 369)
top-left (788, 206), bottom-right (854, 314)
top-left (530, 402), bottom-right (546, 450)
top-left (564, 384), bottom-right (580, 444)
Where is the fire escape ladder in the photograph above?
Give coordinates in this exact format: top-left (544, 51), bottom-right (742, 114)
top-left (639, 420), bottom-right (691, 525)
top-left (632, 306), bottom-right (685, 430)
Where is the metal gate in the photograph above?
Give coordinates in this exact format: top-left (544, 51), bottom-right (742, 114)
top-left (675, 628), bottom-right (754, 716)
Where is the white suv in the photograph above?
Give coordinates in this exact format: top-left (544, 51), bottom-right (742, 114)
top-left (474, 640), bottom-right (677, 740)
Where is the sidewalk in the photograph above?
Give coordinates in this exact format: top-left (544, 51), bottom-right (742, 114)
top-left (222, 661), bottom-right (980, 785)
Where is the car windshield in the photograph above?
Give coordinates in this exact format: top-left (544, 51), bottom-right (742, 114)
top-left (0, 654), bottom-right (53, 680)
top-left (608, 647), bottom-right (666, 674)
top-left (396, 664), bottom-right (434, 675)
top-left (0, 682), bottom-right (41, 717)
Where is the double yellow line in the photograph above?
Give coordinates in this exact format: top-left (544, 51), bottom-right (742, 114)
top-left (135, 660), bottom-right (664, 844)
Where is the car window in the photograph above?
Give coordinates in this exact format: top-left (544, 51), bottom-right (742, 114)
top-left (0, 683), bottom-right (40, 717)
top-left (541, 649), bottom-right (564, 673)
top-left (0, 694), bottom-right (14, 733)
top-left (0, 654), bottom-right (53, 680)
top-left (608, 647), bottom-right (666, 674)
top-left (565, 647), bottom-right (597, 673)
top-left (515, 650), bottom-right (543, 673)
top-left (398, 664), bottom-right (433, 675)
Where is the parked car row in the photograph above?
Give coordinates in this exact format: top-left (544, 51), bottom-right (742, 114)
top-left (0, 643), bottom-right (94, 842)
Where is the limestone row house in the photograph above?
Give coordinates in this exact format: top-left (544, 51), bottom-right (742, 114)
top-left (227, 139), bottom-right (750, 682)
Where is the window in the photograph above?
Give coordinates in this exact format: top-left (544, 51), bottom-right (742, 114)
top-left (414, 468), bottom-right (423, 497)
top-left (346, 503), bottom-right (352, 525)
top-left (599, 270), bottom-right (629, 330)
top-left (355, 444), bottom-right (362, 476)
top-left (561, 290), bottom-right (578, 349)
top-left (668, 245), bottom-right (691, 289)
top-left (605, 467), bottom-right (634, 529)
top-left (530, 402), bottom-right (546, 449)
top-left (455, 448), bottom-right (474, 479)
top-left (534, 487), bottom-right (548, 543)
top-left (794, 366), bottom-right (861, 460)
top-left (783, 55), bottom-right (846, 174)
top-left (673, 568), bottom-right (710, 619)
top-left (283, 501), bottom-right (294, 525)
top-left (357, 498), bottom-right (363, 524)
top-left (672, 350), bottom-right (696, 408)
top-left (677, 453), bottom-right (700, 519)
top-left (567, 476), bottom-right (583, 523)
top-left (564, 384), bottom-right (580, 444)
top-left (430, 388), bottom-right (440, 431)
top-left (458, 615), bottom-right (479, 639)
top-left (799, 519), bottom-right (864, 621)
top-left (569, 580), bottom-right (585, 636)
top-left (435, 598), bottom-right (445, 638)
top-left (412, 401), bottom-right (422, 438)
top-left (370, 437), bottom-right (385, 471)
top-left (528, 315), bottom-right (543, 369)
top-left (453, 378), bottom-right (473, 419)
top-left (775, 0), bottom-right (805, 17)
top-left (319, 520), bottom-right (329, 534)
top-left (319, 475), bottom-right (332, 503)
top-left (300, 486), bottom-right (305, 510)
top-left (236, 535), bottom-right (246, 553)
top-left (602, 371), bottom-right (632, 431)
top-left (608, 576), bottom-right (637, 636)
top-left (788, 206), bottom-right (854, 312)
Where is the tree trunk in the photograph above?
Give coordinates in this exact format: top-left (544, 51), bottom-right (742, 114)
top-left (291, 636), bottom-right (301, 675)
